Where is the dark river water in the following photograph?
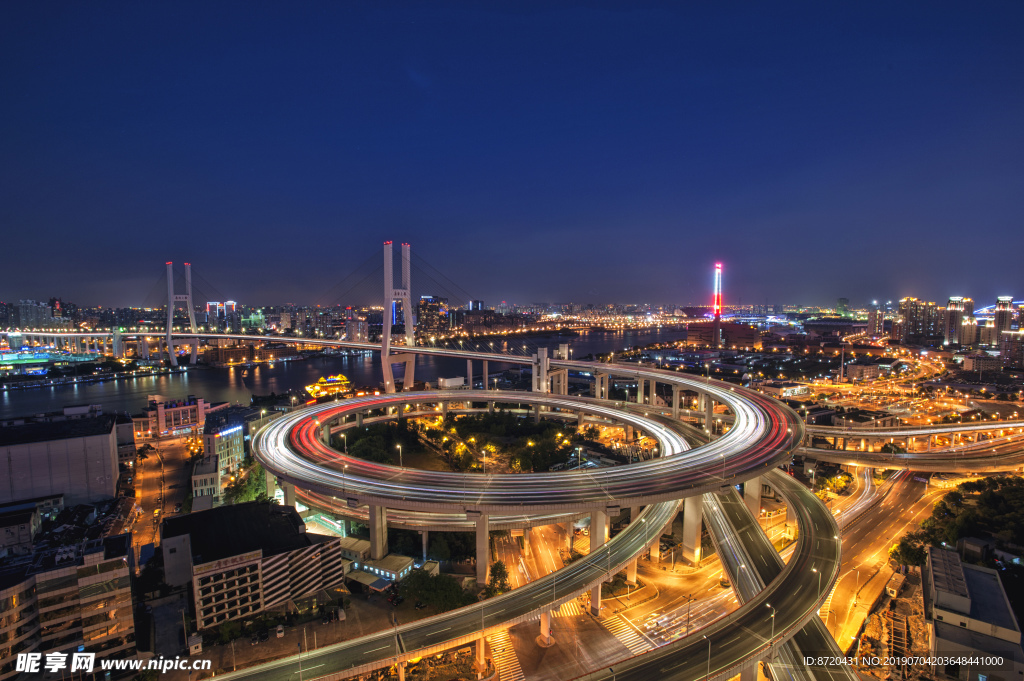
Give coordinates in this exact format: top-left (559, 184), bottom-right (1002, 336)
top-left (0, 328), bottom-right (686, 418)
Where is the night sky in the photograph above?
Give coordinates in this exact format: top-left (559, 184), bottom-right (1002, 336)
top-left (2, 2), bottom-right (1022, 308)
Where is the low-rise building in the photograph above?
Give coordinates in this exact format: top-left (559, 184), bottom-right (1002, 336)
top-left (924, 546), bottom-right (1024, 679)
top-left (831, 409), bottom-right (901, 429)
top-left (963, 354), bottom-right (1002, 373)
top-left (191, 456), bottom-right (220, 509)
top-left (759, 381), bottom-right (811, 399)
top-left (132, 395), bottom-right (227, 440)
top-left (161, 502), bottom-right (347, 631)
top-left (0, 416), bottom-right (119, 506)
top-left (201, 420), bottom-right (245, 488)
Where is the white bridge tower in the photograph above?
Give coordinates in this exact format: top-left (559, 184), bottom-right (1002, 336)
top-left (381, 242), bottom-right (416, 392)
top-left (165, 261), bottom-right (200, 366)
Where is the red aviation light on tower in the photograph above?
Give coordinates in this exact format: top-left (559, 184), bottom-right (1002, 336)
top-left (713, 263), bottom-right (723, 316)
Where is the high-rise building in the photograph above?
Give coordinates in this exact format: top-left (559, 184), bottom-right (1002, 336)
top-left (944, 297), bottom-right (966, 345)
top-left (14, 300), bottom-right (52, 330)
top-left (896, 297), bottom-right (941, 342)
top-left (416, 295), bottom-right (449, 339)
top-left (837, 298), bottom-right (850, 317)
top-left (995, 296), bottom-right (1015, 336)
top-left (468, 300), bottom-right (484, 311)
top-left (867, 301), bottom-right (885, 338)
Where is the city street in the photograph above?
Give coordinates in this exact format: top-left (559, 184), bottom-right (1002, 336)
top-left (132, 436), bottom-right (194, 565)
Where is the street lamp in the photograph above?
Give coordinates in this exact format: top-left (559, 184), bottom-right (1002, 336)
top-left (341, 433), bottom-right (347, 453)
top-left (812, 567), bottom-right (821, 598)
top-left (397, 444), bottom-right (403, 468)
top-left (766, 603), bottom-right (776, 653)
top-left (343, 464), bottom-right (348, 497)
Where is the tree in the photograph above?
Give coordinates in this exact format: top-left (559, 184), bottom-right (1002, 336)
top-left (880, 442), bottom-right (906, 454)
top-left (223, 463), bottom-right (269, 505)
top-left (399, 569), bottom-right (474, 612)
top-left (428, 536), bottom-right (451, 562)
top-left (216, 620), bottom-right (241, 645)
top-left (482, 560), bottom-right (511, 598)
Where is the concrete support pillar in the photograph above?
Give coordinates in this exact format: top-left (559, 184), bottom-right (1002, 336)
top-left (368, 505), bottom-right (387, 560)
top-left (522, 527), bottom-right (532, 557)
top-left (356, 412), bottom-right (363, 427)
top-left (636, 378), bottom-right (645, 404)
top-left (648, 379), bottom-right (656, 406)
top-left (562, 522), bottom-right (574, 551)
top-left (343, 518), bottom-right (351, 537)
top-left (441, 402), bottom-right (448, 419)
top-left (397, 662), bottom-right (405, 681)
top-left (540, 611), bottom-right (553, 644)
top-left (650, 531), bottom-right (661, 562)
top-left (705, 397), bottom-right (714, 435)
top-left (533, 403), bottom-right (540, 424)
top-left (682, 496), bottom-right (702, 564)
top-left (488, 401), bottom-right (495, 414)
top-left (475, 514), bottom-right (489, 585)
top-left (740, 665), bottom-right (757, 681)
top-left (421, 530), bottom-right (429, 562)
top-left (483, 360), bottom-right (489, 389)
top-left (743, 476), bottom-right (762, 517)
top-left (265, 471), bottom-right (277, 499)
top-left (785, 503), bottom-right (798, 538)
top-left (475, 636), bottom-right (486, 674)
top-left (577, 411), bottom-right (585, 428)
top-left (467, 359), bottom-right (473, 389)
top-left (626, 558), bottom-right (638, 585)
top-left (672, 385), bottom-right (681, 419)
top-left (281, 482), bottom-right (296, 507)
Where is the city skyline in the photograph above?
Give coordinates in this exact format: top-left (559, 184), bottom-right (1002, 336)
top-left (2, 3), bottom-right (1023, 306)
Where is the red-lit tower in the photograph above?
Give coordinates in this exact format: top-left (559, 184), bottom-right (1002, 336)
top-left (712, 263), bottom-right (723, 349)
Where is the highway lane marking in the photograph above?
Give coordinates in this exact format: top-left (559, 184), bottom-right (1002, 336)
top-left (363, 646), bottom-right (390, 654)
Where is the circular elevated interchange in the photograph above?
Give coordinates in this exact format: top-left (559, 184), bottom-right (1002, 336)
top-left (245, 365), bottom-right (850, 681)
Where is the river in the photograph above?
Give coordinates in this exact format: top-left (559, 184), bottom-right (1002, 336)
top-left (0, 328), bottom-right (686, 418)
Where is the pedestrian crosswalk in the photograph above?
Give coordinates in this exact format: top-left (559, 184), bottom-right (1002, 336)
top-left (487, 630), bottom-right (525, 681)
top-left (601, 615), bottom-right (656, 656)
top-left (555, 600), bottom-right (584, 617)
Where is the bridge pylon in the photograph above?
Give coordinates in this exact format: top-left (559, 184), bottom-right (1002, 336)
top-left (381, 242), bottom-right (416, 393)
top-left (165, 262), bottom-right (200, 366)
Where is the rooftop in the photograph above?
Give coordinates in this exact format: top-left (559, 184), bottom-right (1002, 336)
top-left (162, 501), bottom-right (313, 565)
top-left (0, 415), bottom-right (115, 447)
top-left (930, 546), bottom-right (969, 598)
top-left (963, 563), bottom-right (1018, 632)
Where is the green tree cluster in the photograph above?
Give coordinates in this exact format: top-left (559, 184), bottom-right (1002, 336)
top-left (481, 560), bottom-right (511, 599)
top-left (399, 569), bottom-right (476, 612)
top-left (223, 461), bottom-right (268, 504)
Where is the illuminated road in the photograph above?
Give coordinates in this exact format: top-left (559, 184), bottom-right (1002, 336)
top-left (254, 387), bottom-right (802, 514)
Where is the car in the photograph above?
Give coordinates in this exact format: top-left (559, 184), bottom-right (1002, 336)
top-left (414, 601), bottom-right (426, 610)
top-left (174, 503), bottom-right (182, 513)
top-left (250, 635), bottom-right (259, 646)
top-left (259, 629), bottom-right (270, 643)
top-left (276, 625), bottom-right (284, 638)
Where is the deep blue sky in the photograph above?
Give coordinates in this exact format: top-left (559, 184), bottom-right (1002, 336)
top-left (2, 2), bottom-right (1022, 308)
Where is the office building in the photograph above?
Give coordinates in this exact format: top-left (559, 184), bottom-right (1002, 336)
top-left (0, 535), bottom-right (135, 681)
top-left (161, 503), bottom-right (348, 630)
top-left (201, 419), bottom-right (245, 488)
top-left (924, 547), bottom-right (1023, 679)
top-left (0, 417), bottom-right (119, 506)
top-left (468, 300), bottom-right (485, 311)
